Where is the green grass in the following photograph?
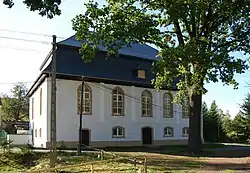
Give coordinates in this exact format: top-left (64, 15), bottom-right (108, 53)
top-left (0, 144), bottom-right (248, 172)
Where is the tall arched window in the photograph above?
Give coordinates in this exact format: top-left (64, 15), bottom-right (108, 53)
top-left (182, 100), bottom-right (189, 118)
top-left (163, 92), bottom-right (173, 118)
top-left (77, 84), bottom-right (92, 115)
top-left (141, 90), bottom-right (152, 117)
top-left (112, 87), bottom-right (124, 116)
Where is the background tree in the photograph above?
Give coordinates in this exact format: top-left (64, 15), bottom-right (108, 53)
top-left (203, 101), bottom-right (219, 142)
top-left (220, 111), bottom-right (234, 142)
top-left (1, 83), bottom-right (29, 121)
top-left (203, 101), bottom-right (227, 142)
top-left (72, 0), bottom-right (250, 152)
top-left (2, 0), bottom-right (61, 18)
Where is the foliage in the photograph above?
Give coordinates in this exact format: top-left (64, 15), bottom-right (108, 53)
top-left (2, 0), bottom-right (61, 18)
top-left (223, 94), bottom-right (250, 143)
top-left (1, 82), bottom-right (29, 121)
top-left (203, 101), bottom-right (226, 142)
top-left (72, 0), bottom-right (250, 152)
top-left (0, 139), bottom-right (13, 152)
top-left (57, 140), bottom-right (67, 153)
top-left (204, 94), bottom-right (250, 144)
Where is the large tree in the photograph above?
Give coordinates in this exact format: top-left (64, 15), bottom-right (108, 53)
top-left (1, 83), bottom-right (29, 121)
top-left (72, 0), bottom-right (250, 152)
top-left (2, 0), bottom-right (61, 18)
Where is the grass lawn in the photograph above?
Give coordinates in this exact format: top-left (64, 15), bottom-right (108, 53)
top-left (0, 144), bottom-right (249, 172)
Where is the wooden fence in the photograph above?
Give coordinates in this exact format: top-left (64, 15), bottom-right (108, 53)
top-left (28, 145), bottom-right (149, 173)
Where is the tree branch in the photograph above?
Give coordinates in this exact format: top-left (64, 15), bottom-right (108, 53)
top-left (174, 20), bottom-right (185, 45)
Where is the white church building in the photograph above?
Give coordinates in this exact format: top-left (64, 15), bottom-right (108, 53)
top-left (27, 35), bottom-right (203, 148)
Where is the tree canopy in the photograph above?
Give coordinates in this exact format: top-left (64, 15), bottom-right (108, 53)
top-left (2, 0), bottom-right (61, 18)
top-left (72, 0), bottom-right (250, 152)
top-left (1, 83), bottom-right (29, 122)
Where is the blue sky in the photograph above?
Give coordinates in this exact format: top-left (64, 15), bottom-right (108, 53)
top-left (0, 0), bottom-right (249, 116)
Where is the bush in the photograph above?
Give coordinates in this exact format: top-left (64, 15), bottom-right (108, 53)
top-left (1, 139), bottom-right (13, 152)
top-left (57, 141), bottom-right (67, 152)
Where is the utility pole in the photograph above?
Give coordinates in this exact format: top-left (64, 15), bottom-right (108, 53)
top-left (50, 35), bottom-right (57, 168)
top-left (78, 76), bottom-right (84, 155)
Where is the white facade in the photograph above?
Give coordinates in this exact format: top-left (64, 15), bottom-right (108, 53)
top-left (30, 77), bottom-right (203, 148)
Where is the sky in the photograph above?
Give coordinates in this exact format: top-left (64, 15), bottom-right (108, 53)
top-left (0, 0), bottom-right (249, 117)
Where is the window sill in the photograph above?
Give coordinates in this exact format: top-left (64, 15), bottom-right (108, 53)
top-left (182, 116), bottom-right (189, 119)
top-left (163, 135), bottom-right (174, 137)
top-left (141, 115), bottom-right (153, 117)
top-left (112, 136), bottom-right (125, 138)
top-left (112, 114), bottom-right (125, 116)
top-left (163, 116), bottom-right (174, 118)
top-left (77, 113), bottom-right (92, 115)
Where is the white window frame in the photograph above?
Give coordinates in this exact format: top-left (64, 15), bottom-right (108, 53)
top-left (112, 87), bottom-right (124, 116)
top-left (182, 127), bottom-right (189, 137)
top-left (77, 84), bottom-right (92, 115)
top-left (112, 126), bottom-right (125, 138)
top-left (163, 92), bottom-right (173, 118)
top-left (141, 90), bottom-right (152, 117)
top-left (164, 127), bottom-right (174, 137)
top-left (182, 100), bottom-right (189, 118)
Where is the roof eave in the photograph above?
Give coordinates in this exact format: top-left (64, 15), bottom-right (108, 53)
top-left (26, 72), bottom-right (49, 97)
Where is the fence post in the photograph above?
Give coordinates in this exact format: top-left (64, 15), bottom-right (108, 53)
top-left (100, 150), bottom-right (104, 160)
top-left (91, 164), bottom-right (94, 173)
top-left (143, 157), bottom-right (147, 173)
top-left (133, 158), bottom-right (137, 172)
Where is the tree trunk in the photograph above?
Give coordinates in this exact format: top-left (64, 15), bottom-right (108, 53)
top-left (188, 93), bottom-right (202, 153)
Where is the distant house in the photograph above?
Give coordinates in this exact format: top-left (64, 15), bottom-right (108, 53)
top-left (27, 35), bottom-right (204, 149)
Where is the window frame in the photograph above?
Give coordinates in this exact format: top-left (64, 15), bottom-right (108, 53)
top-left (137, 69), bottom-right (146, 79)
top-left (164, 127), bottom-right (174, 137)
top-left (112, 126), bottom-right (125, 138)
top-left (141, 90), bottom-right (153, 117)
top-left (163, 92), bottom-right (173, 118)
top-left (31, 98), bottom-right (34, 120)
top-left (112, 87), bottom-right (125, 116)
top-left (182, 100), bottom-right (189, 118)
top-left (34, 129), bottom-right (37, 138)
top-left (77, 83), bottom-right (92, 115)
top-left (39, 88), bottom-right (42, 115)
top-left (39, 128), bottom-right (42, 137)
top-left (182, 127), bottom-right (189, 137)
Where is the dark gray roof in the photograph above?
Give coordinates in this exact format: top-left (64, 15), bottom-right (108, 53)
top-left (43, 46), bottom-right (180, 89)
top-left (58, 35), bottom-right (159, 61)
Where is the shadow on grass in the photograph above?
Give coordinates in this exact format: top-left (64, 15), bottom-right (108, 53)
top-left (103, 143), bottom-right (250, 158)
top-left (115, 157), bottom-right (250, 171)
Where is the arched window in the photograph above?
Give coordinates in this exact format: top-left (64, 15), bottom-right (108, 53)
top-left (182, 100), bottom-right (189, 118)
top-left (112, 126), bottom-right (125, 138)
top-left (164, 127), bottom-right (174, 137)
top-left (182, 127), bottom-right (189, 136)
top-left (77, 84), bottom-right (92, 114)
top-left (112, 87), bottom-right (124, 116)
top-left (163, 92), bottom-right (173, 118)
top-left (141, 90), bottom-right (153, 117)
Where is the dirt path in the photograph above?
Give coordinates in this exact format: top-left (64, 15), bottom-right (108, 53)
top-left (117, 151), bottom-right (250, 172)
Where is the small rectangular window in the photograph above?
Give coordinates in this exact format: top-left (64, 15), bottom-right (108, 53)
top-left (34, 129), bottom-right (37, 138)
top-left (137, 70), bottom-right (146, 79)
top-left (39, 128), bottom-right (42, 137)
top-left (182, 127), bottom-right (189, 136)
top-left (31, 98), bottom-right (34, 120)
top-left (40, 88), bottom-right (42, 115)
